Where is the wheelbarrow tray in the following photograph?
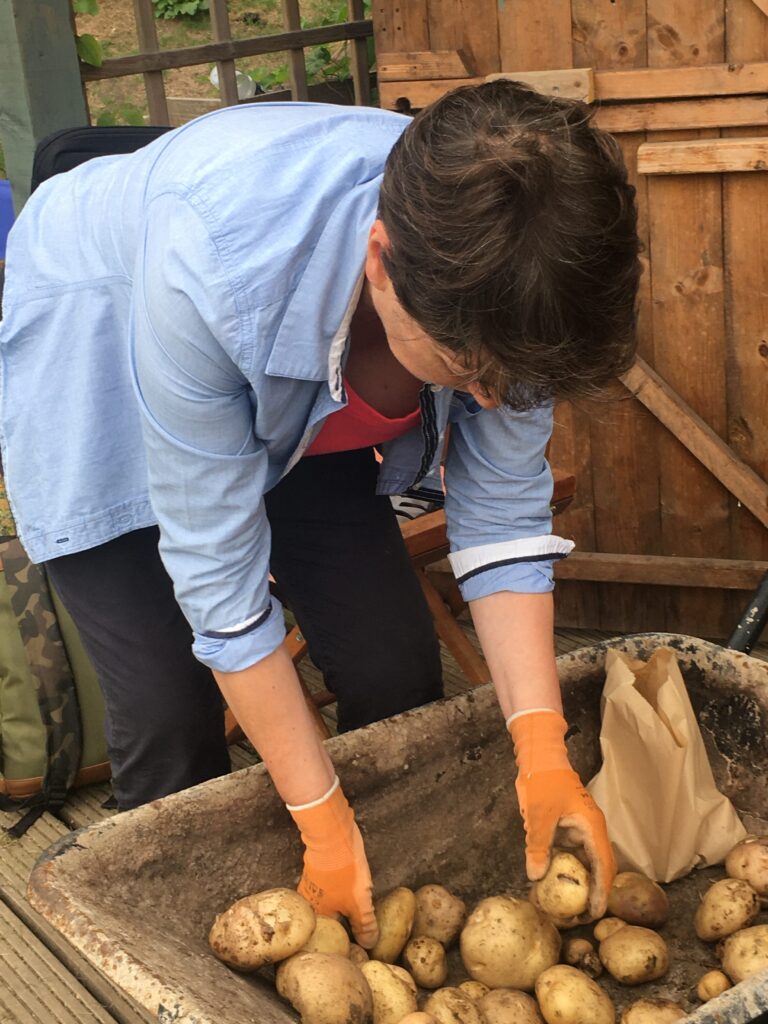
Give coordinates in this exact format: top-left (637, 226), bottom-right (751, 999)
top-left (27, 634), bottom-right (768, 1023)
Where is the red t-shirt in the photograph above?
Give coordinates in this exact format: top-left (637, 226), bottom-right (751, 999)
top-left (304, 377), bottom-right (421, 456)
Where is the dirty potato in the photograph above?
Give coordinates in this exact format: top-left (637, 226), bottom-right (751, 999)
top-left (458, 981), bottom-right (490, 1002)
top-left (725, 837), bottom-right (768, 898)
top-left (412, 884), bottom-right (467, 946)
top-left (302, 916), bottom-right (351, 957)
top-left (598, 925), bottom-right (669, 985)
top-left (371, 887), bottom-right (417, 963)
top-left (276, 951), bottom-right (372, 1024)
top-left (696, 970), bottom-right (731, 1001)
top-left (561, 937), bottom-right (602, 979)
top-left (460, 895), bottom-right (561, 991)
top-left (534, 851), bottom-right (590, 921)
top-left (349, 944), bottom-right (370, 966)
top-left (401, 936), bottom-right (448, 989)
top-left (535, 964), bottom-right (614, 1024)
top-left (607, 872), bottom-right (670, 928)
top-left (720, 924), bottom-right (768, 983)
top-left (360, 960), bottom-right (417, 1024)
top-left (593, 917), bottom-right (626, 942)
top-left (399, 1016), bottom-right (439, 1024)
top-left (694, 878), bottom-right (760, 941)
top-left (208, 887), bottom-right (315, 971)
top-left (620, 998), bottom-right (686, 1023)
top-left (423, 987), bottom-right (485, 1024)
top-left (479, 988), bottom-right (544, 1024)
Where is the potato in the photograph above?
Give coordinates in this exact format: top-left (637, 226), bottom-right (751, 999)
top-left (561, 937), bottom-right (602, 979)
top-left (694, 878), bottom-right (760, 941)
top-left (607, 872), bottom-right (670, 928)
top-left (620, 998), bottom-right (686, 1023)
top-left (412, 884), bottom-right (467, 946)
top-left (360, 960), bottom-right (417, 1024)
top-left (535, 964), bottom-right (614, 1024)
top-left (720, 924), bottom-right (768, 983)
top-left (479, 988), bottom-right (544, 1024)
top-left (423, 987), bottom-right (485, 1024)
top-left (349, 944), bottom-right (370, 966)
top-left (696, 969), bottom-right (731, 1001)
top-left (399, 1016), bottom-right (438, 1024)
top-left (534, 851), bottom-right (590, 921)
top-left (401, 936), bottom-right (448, 989)
top-left (302, 916), bottom-right (351, 957)
top-left (276, 951), bottom-right (372, 1024)
top-left (460, 895), bottom-right (561, 991)
top-left (371, 887), bottom-right (416, 963)
top-left (593, 917), bottom-right (626, 942)
top-left (726, 836), bottom-right (768, 898)
top-left (209, 887), bottom-right (315, 971)
top-left (598, 925), bottom-right (669, 985)
top-left (458, 981), bottom-right (490, 1002)
top-left (529, 883), bottom-right (580, 930)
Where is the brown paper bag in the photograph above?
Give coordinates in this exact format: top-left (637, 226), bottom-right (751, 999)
top-left (587, 647), bottom-right (747, 882)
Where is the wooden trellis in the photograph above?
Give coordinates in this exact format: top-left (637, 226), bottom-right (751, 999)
top-left (80, 0), bottom-right (372, 125)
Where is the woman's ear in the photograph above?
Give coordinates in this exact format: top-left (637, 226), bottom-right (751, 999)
top-left (365, 219), bottom-right (392, 293)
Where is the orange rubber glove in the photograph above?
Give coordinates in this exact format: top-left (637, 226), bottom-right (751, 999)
top-left (507, 709), bottom-right (616, 920)
top-left (287, 776), bottom-right (379, 948)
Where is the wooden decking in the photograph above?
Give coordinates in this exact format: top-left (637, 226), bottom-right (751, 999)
top-left (1, 624), bottom-right (765, 1024)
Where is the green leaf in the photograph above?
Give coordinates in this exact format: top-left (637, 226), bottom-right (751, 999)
top-left (76, 33), bottom-right (103, 67)
top-left (73, 0), bottom-right (99, 14)
top-left (122, 105), bottom-right (146, 126)
top-left (96, 110), bottom-right (117, 126)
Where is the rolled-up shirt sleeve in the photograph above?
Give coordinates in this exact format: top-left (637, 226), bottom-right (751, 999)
top-left (444, 399), bottom-right (574, 601)
top-left (131, 191), bottom-right (285, 672)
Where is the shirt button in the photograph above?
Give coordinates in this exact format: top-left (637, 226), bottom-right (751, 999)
top-left (430, 384), bottom-right (444, 393)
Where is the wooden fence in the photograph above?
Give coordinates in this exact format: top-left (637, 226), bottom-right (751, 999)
top-left (81, 0), bottom-right (373, 123)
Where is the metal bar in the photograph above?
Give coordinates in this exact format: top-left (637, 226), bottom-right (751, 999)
top-left (209, 0), bottom-right (239, 107)
top-left (347, 0), bottom-right (371, 105)
top-left (132, 0), bottom-right (169, 125)
top-left (726, 572), bottom-right (768, 653)
top-left (281, 0), bottom-right (309, 101)
top-left (81, 21), bottom-right (373, 81)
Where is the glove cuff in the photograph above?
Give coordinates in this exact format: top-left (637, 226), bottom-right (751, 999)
top-left (286, 775), bottom-right (339, 813)
top-left (507, 708), bottom-right (571, 774)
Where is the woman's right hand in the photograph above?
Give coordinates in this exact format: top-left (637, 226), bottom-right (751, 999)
top-left (288, 776), bottom-right (379, 948)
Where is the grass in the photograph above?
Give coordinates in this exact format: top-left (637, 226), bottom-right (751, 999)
top-left (76, 0), bottom-right (372, 126)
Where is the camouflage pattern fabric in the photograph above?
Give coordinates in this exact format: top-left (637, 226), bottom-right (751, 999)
top-left (1, 538), bottom-right (81, 811)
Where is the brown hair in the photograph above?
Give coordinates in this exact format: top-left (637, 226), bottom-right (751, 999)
top-left (378, 80), bottom-right (642, 410)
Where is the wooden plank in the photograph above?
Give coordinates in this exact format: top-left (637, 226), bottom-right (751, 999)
top-left (378, 61), bottom-right (768, 112)
top-left (209, 0), bottom-right (239, 107)
top-left (486, 68), bottom-right (596, 102)
top-left (81, 21), bottom-right (374, 80)
top-left (281, 0), bottom-right (309, 101)
top-left (647, 0), bottom-right (725, 68)
top-left (132, 0), bottom-right (169, 125)
top-left (622, 357), bottom-right (768, 531)
top-left (428, 0), bottom-right (500, 78)
top-left (0, 0), bottom-right (87, 211)
top-left (377, 49), bottom-right (474, 81)
top-left (371, 0), bottom-right (429, 56)
top-left (555, 552), bottom-right (768, 588)
top-left (638, 136), bottom-right (768, 174)
top-left (594, 96), bottom-right (768, 134)
top-left (348, 0), bottom-right (371, 105)
top-left (499, 0), bottom-right (573, 72)
top-left (572, 0), bottom-right (648, 70)
top-left (724, 0), bottom-right (768, 570)
top-left (751, 0), bottom-right (768, 16)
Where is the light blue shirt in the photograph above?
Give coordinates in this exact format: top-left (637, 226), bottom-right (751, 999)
top-left (0, 103), bottom-right (572, 673)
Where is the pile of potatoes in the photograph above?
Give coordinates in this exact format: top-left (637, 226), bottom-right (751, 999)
top-left (207, 834), bottom-right (768, 1024)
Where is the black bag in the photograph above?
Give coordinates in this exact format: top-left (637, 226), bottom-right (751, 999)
top-left (31, 125), bottom-right (172, 193)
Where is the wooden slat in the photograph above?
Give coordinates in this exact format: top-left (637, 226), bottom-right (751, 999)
top-left (428, 0), bottom-right (500, 78)
top-left (377, 49), bottom-right (473, 81)
top-left (751, 0), bottom-right (768, 16)
top-left (347, 0), bottom-right (371, 105)
top-left (638, 136), bottom-right (768, 174)
top-left (132, 0), bottom-right (169, 125)
top-left (372, 0), bottom-right (429, 56)
top-left (209, 0), bottom-right (239, 107)
top-left (81, 21), bottom-right (374, 80)
top-left (555, 552), bottom-right (768, 589)
top-left (281, 0), bottom-right (309, 101)
top-left (647, 0), bottom-right (725, 69)
top-left (594, 96), bottom-right (768, 134)
top-left (486, 68), bottom-right (596, 102)
top-left (499, 0), bottom-right (573, 72)
top-left (571, 0), bottom-right (648, 70)
top-left (724, 0), bottom-right (768, 570)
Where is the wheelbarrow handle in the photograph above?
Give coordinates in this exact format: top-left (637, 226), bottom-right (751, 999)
top-left (726, 571), bottom-right (768, 654)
